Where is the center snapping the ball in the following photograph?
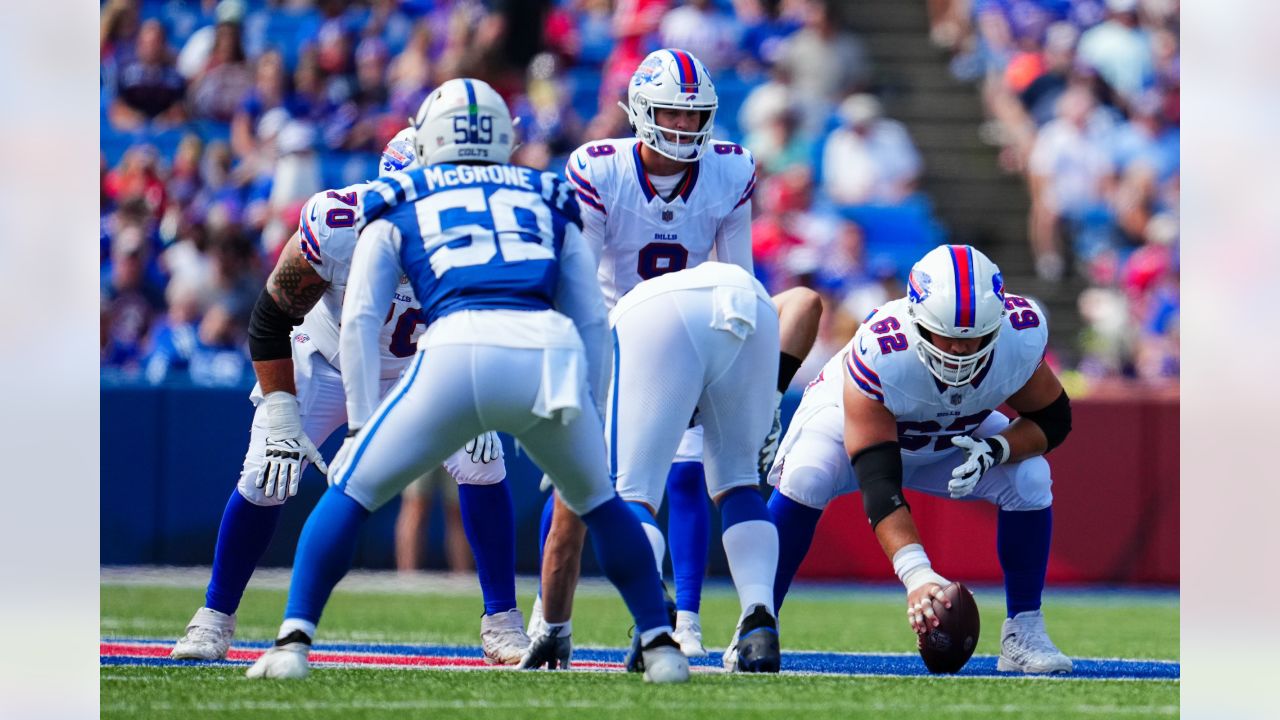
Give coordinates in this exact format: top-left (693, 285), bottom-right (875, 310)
top-left (917, 581), bottom-right (981, 674)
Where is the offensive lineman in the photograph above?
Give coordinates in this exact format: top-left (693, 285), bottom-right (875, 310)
top-left (171, 130), bottom-right (530, 665)
top-left (529, 48), bottom-right (821, 664)
top-left (768, 244), bottom-right (1074, 673)
top-left (246, 78), bottom-right (689, 683)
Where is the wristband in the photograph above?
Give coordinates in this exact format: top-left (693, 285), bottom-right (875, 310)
top-left (892, 543), bottom-right (949, 593)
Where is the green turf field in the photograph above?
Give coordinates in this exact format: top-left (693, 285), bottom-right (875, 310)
top-left (101, 575), bottom-right (1179, 719)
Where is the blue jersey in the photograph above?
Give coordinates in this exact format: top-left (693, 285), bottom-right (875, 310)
top-left (359, 163), bottom-right (582, 326)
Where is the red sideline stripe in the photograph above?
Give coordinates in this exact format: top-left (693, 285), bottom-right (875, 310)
top-left (100, 642), bottom-right (624, 671)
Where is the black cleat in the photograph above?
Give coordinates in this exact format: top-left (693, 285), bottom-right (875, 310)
top-left (734, 605), bottom-right (780, 673)
top-left (625, 583), bottom-right (679, 673)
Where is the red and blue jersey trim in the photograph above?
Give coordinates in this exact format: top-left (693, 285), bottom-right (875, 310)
top-left (299, 214), bottom-right (323, 266)
top-left (632, 142), bottom-right (699, 203)
top-left (632, 143), bottom-right (659, 201)
top-left (948, 245), bottom-right (976, 328)
top-left (667, 49), bottom-right (699, 88)
top-left (851, 351), bottom-right (881, 388)
top-left (845, 352), bottom-right (885, 402)
top-left (567, 167), bottom-right (606, 214)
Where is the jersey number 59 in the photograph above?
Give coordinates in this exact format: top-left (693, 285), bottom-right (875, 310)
top-left (413, 185), bottom-right (559, 276)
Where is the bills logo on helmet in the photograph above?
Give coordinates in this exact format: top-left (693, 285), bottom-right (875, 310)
top-left (992, 272), bottom-right (1005, 303)
top-left (380, 139), bottom-right (415, 174)
top-left (909, 270), bottom-right (932, 303)
top-left (634, 56), bottom-right (664, 85)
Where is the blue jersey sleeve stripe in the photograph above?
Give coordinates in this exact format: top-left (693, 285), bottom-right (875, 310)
top-left (567, 168), bottom-right (601, 199)
top-left (576, 189), bottom-right (607, 214)
top-left (299, 217), bottom-right (323, 264)
top-left (845, 355), bottom-right (885, 402)
top-left (852, 351), bottom-right (881, 387)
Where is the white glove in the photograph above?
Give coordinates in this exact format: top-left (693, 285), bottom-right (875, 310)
top-left (757, 391), bottom-right (784, 476)
top-left (948, 434), bottom-right (1009, 498)
top-left (464, 432), bottom-right (503, 464)
top-left (256, 392), bottom-right (327, 500)
top-left (326, 430), bottom-right (361, 487)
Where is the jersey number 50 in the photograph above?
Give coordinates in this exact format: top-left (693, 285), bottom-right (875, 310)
top-left (413, 185), bottom-right (561, 277)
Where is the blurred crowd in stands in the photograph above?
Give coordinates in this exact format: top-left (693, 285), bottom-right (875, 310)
top-left (929, 0), bottom-right (1179, 383)
top-left (100, 0), bottom-right (1176, 390)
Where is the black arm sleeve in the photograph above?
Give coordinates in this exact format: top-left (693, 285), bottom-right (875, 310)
top-left (853, 441), bottom-right (908, 529)
top-left (247, 288), bottom-right (304, 361)
top-left (1018, 389), bottom-right (1072, 453)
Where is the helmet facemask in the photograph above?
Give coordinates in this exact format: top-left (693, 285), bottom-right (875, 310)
top-left (626, 95), bottom-right (717, 162)
top-left (908, 309), bottom-right (1001, 387)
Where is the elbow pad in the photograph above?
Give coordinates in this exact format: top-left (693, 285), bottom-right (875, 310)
top-left (248, 288), bottom-right (304, 361)
top-left (1019, 389), bottom-right (1072, 452)
top-left (853, 441), bottom-right (907, 529)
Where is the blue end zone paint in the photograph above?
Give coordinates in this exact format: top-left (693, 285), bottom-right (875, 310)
top-left (103, 638), bottom-right (1179, 680)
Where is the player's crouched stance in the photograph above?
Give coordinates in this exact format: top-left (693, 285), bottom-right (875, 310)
top-left (246, 79), bottom-right (687, 684)
top-left (767, 245), bottom-right (1074, 674)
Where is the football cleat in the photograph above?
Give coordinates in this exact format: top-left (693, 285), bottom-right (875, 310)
top-left (481, 608), bottom-right (531, 665)
top-left (996, 610), bottom-right (1073, 674)
top-left (725, 604), bottom-right (780, 673)
top-left (672, 612), bottom-right (708, 658)
top-left (171, 607), bottom-right (236, 660)
top-left (625, 584), bottom-right (680, 672)
top-left (245, 630), bottom-right (312, 680)
top-left (627, 632), bottom-right (690, 684)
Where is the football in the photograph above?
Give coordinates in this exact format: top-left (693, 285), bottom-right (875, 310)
top-left (917, 581), bottom-right (981, 674)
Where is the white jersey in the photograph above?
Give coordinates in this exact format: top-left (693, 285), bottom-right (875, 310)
top-left (295, 182), bottom-right (424, 379)
top-left (564, 137), bottom-right (757, 308)
top-left (801, 295), bottom-right (1049, 462)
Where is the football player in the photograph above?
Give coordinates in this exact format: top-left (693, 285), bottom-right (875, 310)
top-left (768, 244), bottom-right (1074, 673)
top-left (171, 129), bottom-right (530, 666)
top-left (246, 78), bottom-right (688, 683)
top-left (527, 48), bottom-right (820, 662)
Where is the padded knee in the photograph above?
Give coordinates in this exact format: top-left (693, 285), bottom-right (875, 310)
top-left (236, 471), bottom-right (286, 507)
top-left (777, 465), bottom-right (836, 511)
top-left (999, 456), bottom-right (1053, 511)
top-left (444, 453), bottom-right (507, 486)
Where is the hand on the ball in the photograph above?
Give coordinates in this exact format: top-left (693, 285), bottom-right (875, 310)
top-left (906, 583), bottom-right (951, 635)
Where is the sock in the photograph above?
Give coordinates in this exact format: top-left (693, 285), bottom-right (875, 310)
top-left (997, 507), bottom-right (1053, 617)
top-left (458, 481), bottom-right (517, 615)
top-left (665, 462), bottom-right (709, 614)
top-left (581, 496), bottom-right (669, 633)
top-left (767, 489), bottom-right (823, 612)
top-left (719, 486), bottom-right (778, 616)
top-left (277, 618), bottom-right (316, 642)
top-left (283, 487), bottom-right (370, 625)
top-left (778, 351), bottom-right (804, 392)
top-left (205, 489), bottom-right (284, 615)
top-left (628, 501), bottom-right (666, 574)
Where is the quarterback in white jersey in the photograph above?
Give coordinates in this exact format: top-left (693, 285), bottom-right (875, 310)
top-left (531, 48), bottom-right (821, 665)
top-left (172, 130), bottom-right (523, 666)
top-left (767, 245), bottom-right (1075, 674)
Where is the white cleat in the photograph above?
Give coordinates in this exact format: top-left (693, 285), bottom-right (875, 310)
top-left (245, 631), bottom-right (312, 680)
top-left (481, 608), bottom-right (531, 665)
top-left (641, 633), bottom-right (690, 684)
top-left (672, 612), bottom-right (708, 658)
top-left (996, 610), bottom-right (1073, 674)
top-left (721, 625), bottom-right (740, 671)
top-left (526, 595), bottom-right (547, 639)
top-left (171, 607), bottom-right (236, 660)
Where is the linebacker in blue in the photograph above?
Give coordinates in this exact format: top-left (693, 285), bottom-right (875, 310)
top-left (246, 79), bottom-right (689, 684)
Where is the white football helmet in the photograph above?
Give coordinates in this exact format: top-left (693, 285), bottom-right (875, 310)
top-left (412, 78), bottom-right (515, 166)
top-left (379, 127), bottom-right (418, 177)
top-left (619, 49), bottom-right (718, 162)
top-left (904, 245), bottom-right (1007, 386)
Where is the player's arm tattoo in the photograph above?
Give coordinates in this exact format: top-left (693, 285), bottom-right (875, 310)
top-left (267, 240), bottom-right (330, 317)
